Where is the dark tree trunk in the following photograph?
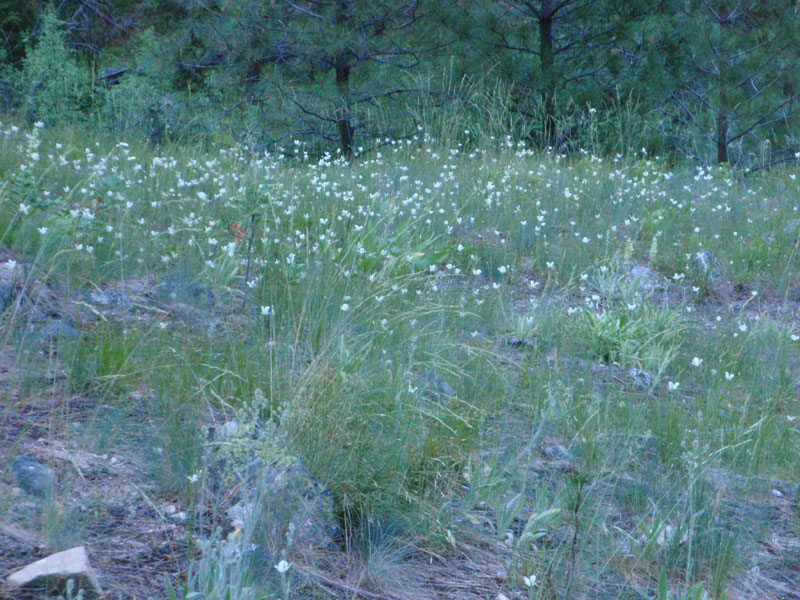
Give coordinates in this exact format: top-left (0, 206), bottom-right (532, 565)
top-left (335, 56), bottom-right (353, 161)
top-left (716, 3), bottom-right (729, 164)
top-left (539, 2), bottom-right (557, 148)
top-left (716, 106), bottom-right (728, 164)
top-left (334, 1), bottom-right (353, 161)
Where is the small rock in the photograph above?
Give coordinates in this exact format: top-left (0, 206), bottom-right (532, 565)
top-left (412, 372), bottom-right (454, 404)
top-left (89, 289), bottom-right (130, 309)
top-left (419, 372), bottom-right (455, 402)
top-left (215, 420), bottom-right (240, 440)
top-left (163, 504), bottom-right (177, 515)
top-left (438, 380), bottom-right (455, 398)
top-left (627, 265), bottom-right (661, 293)
top-left (171, 511), bottom-right (188, 523)
top-left (771, 489), bottom-right (784, 498)
top-left (495, 595), bottom-right (511, 600)
top-left (494, 568), bottom-right (508, 582)
top-left (655, 523), bottom-right (687, 547)
top-left (39, 320), bottom-right (79, 343)
top-left (12, 457), bottom-right (55, 498)
top-left (637, 434), bottom-right (660, 456)
top-left (691, 250), bottom-right (731, 296)
top-left (541, 444), bottom-right (572, 462)
top-left (0, 259), bottom-right (23, 283)
top-left (186, 282), bottom-right (215, 307)
top-left (227, 502), bottom-right (256, 531)
top-left (4, 546), bottom-right (104, 598)
top-left (628, 368), bottom-right (655, 389)
top-left (89, 291), bottom-right (111, 306)
top-left (0, 281), bottom-right (15, 312)
top-left (157, 275), bottom-right (215, 308)
top-left (506, 334), bottom-right (535, 349)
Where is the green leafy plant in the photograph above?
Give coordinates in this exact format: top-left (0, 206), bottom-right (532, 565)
top-left (18, 7), bottom-right (93, 124)
top-left (653, 568), bottom-right (717, 600)
top-left (574, 260), bottom-right (688, 370)
top-left (166, 529), bottom-right (274, 600)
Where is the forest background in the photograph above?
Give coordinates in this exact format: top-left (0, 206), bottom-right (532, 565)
top-left (1, 0), bottom-right (799, 168)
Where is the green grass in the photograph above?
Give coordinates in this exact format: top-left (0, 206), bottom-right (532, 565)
top-left (0, 119), bottom-right (799, 599)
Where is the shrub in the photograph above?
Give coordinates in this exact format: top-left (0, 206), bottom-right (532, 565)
top-left (13, 8), bottom-right (93, 124)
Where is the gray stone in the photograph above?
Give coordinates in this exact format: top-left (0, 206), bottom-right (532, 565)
top-left (0, 282), bottom-right (15, 311)
top-left (226, 502), bottom-right (254, 531)
top-left (541, 444), bottom-right (572, 461)
top-left (157, 275), bottom-right (215, 308)
top-left (436, 379), bottom-right (455, 398)
top-left (417, 372), bottom-right (455, 403)
top-left (628, 368), bottom-right (655, 389)
top-left (0, 259), bottom-right (22, 284)
top-left (691, 250), bottom-right (732, 296)
top-left (88, 291), bottom-right (111, 305)
top-left (3, 546), bottom-right (104, 598)
top-left (627, 265), bottom-right (661, 293)
top-left (12, 457), bottom-right (55, 498)
top-left (637, 434), bottom-right (660, 457)
top-left (88, 290), bottom-right (129, 308)
top-left (215, 420), bottom-right (241, 441)
top-left (226, 457), bottom-right (339, 551)
top-left (506, 334), bottom-right (535, 349)
top-left (39, 320), bottom-right (79, 342)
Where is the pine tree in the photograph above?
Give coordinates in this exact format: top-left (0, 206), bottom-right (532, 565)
top-left (665, 0), bottom-right (800, 166)
top-left (442, 0), bottom-right (653, 149)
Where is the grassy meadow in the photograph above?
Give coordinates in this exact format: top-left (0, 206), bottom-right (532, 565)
top-left (1, 120), bottom-right (799, 600)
